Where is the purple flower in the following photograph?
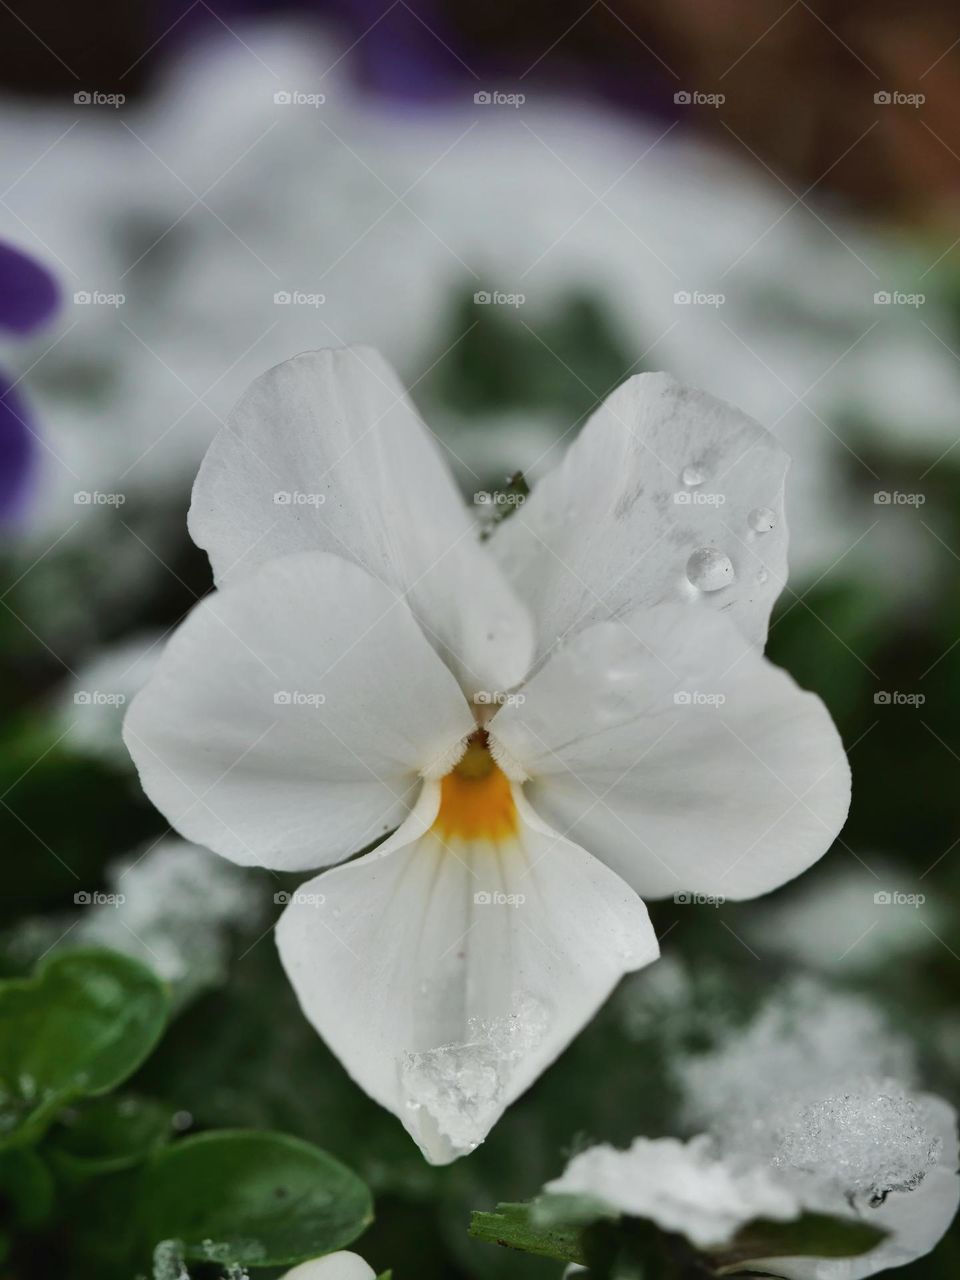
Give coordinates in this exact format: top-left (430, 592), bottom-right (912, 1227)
top-left (0, 242), bottom-right (59, 525)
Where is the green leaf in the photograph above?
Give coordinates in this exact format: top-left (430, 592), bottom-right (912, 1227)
top-left (47, 1093), bottom-right (174, 1177)
top-left (469, 1201), bottom-right (589, 1265)
top-left (709, 1212), bottom-right (887, 1273)
top-left (0, 949), bottom-right (168, 1149)
top-left (138, 1129), bottom-right (373, 1267)
top-left (0, 1147), bottom-right (55, 1227)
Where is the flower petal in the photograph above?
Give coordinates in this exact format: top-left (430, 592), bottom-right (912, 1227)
top-left (0, 241), bottom-right (59, 335)
top-left (491, 604), bottom-right (849, 901)
top-left (189, 346), bottom-right (534, 695)
top-left (489, 372), bottom-right (788, 666)
top-left (280, 1254), bottom-right (375, 1280)
top-left (276, 783), bottom-right (658, 1164)
top-left (124, 551), bottom-right (474, 871)
top-left (746, 1097), bottom-right (959, 1280)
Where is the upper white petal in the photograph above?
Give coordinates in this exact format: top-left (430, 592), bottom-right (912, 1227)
top-left (124, 551), bottom-right (474, 871)
top-left (489, 371), bottom-right (788, 667)
top-left (189, 345), bottom-right (534, 696)
top-left (491, 604), bottom-right (849, 900)
top-left (276, 783), bottom-right (658, 1164)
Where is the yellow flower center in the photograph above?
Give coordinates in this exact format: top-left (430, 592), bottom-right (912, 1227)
top-left (432, 731), bottom-right (518, 843)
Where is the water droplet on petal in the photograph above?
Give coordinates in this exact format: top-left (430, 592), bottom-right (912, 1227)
top-left (682, 464), bottom-right (705, 487)
top-left (748, 506), bottom-right (777, 533)
top-left (686, 547), bottom-right (735, 592)
top-left (756, 567), bottom-right (768, 584)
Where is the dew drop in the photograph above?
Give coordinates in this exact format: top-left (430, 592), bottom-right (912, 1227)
top-left (682, 464), bottom-right (705, 487)
top-left (685, 547), bottom-right (735, 592)
top-left (748, 506), bottom-right (777, 533)
top-left (756, 567), bottom-right (768, 584)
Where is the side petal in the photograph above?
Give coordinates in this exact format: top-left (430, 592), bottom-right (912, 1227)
top-left (189, 346), bottom-right (533, 696)
top-left (491, 605), bottom-right (849, 901)
top-left (276, 784), bottom-right (658, 1164)
top-left (124, 551), bottom-right (474, 871)
top-left (490, 371), bottom-right (788, 666)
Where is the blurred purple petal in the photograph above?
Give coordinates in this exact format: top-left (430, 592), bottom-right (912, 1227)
top-left (0, 241), bottom-right (60, 336)
top-left (0, 371), bottom-right (36, 526)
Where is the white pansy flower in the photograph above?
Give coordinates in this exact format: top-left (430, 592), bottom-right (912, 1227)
top-left (280, 1252), bottom-right (375, 1280)
top-left (124, 346), bottom-right (850, 1163)
top-left (544, 1134), bottom-right (803, 1248)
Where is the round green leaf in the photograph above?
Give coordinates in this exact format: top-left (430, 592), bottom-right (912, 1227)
top-left (0, 949), bottom-right (169, 1149)
top-left (48, 1094), bottom-right (175, 1177)
top-left (138, 1129), bottom-right (373, 1267)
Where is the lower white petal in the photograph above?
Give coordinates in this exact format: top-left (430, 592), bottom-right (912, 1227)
top-left (748, 1096), bottom-right (959, 1280)
top-left (276, 779), bottom-right (658, 1164)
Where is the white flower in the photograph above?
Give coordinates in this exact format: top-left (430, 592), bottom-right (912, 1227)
top-left (544, 1134), bottom-right (803, 1249)
top-left (675, 981), bottom-right (960, 1278)
top-left (748, 1091), bottom-right (959, 1280)
top-left (280, 1253), bottom-right (374, 1280)
top-left (124, 345), bottom-right (849, 1163)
